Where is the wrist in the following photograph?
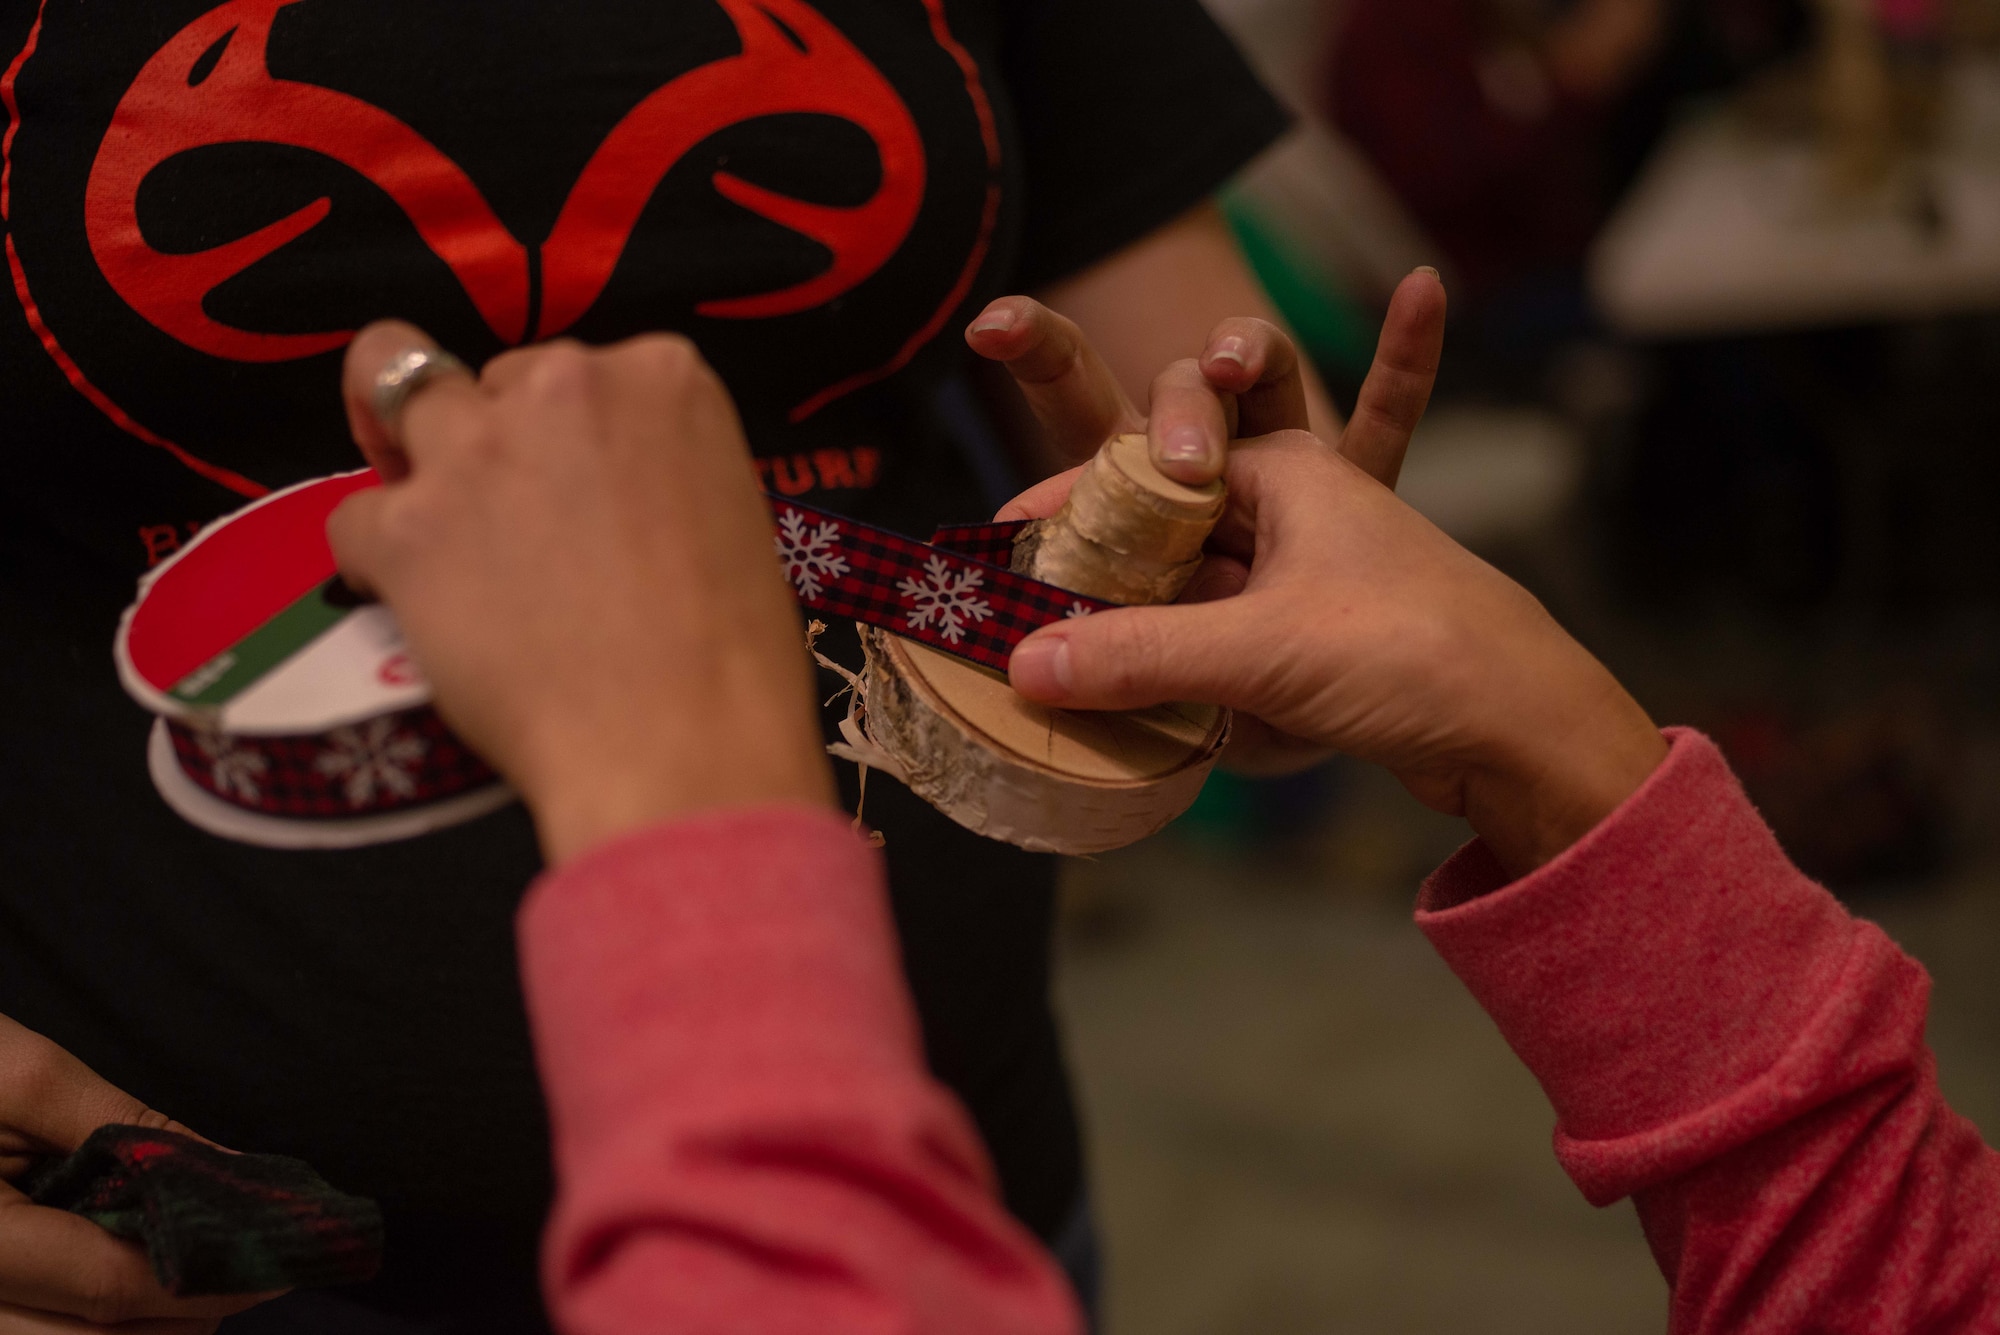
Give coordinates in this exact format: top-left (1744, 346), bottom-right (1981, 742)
top-left (1462, 657), bottom-right (1668, 878)
top-left (521, 716), bottom-right (837, 866)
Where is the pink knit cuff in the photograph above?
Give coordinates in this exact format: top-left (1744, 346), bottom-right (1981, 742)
top-left (518, 806), bottom-right (918, 1157)
top-left (1415, 729), bottom-right (1866, 1146)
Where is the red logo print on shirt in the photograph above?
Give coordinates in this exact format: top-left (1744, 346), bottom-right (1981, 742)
top-left (85, 0), bottom-right (926, 360)
top-left (3, 0), bottom-right (1003, 497)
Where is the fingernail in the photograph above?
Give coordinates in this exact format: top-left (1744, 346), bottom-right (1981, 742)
top-left (1159, 425), bottom-right (1212, 464)
top-left (1415, 265), bottom-right (1442, 280)
top-left (1011, 636), bottom-right (1074, 698)
top-left (1209, 336), bottom-right (1248, 367)
top-left (969, 309), bottom-right (1017, 335)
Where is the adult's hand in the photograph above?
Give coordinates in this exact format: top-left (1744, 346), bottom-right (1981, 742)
top-left (0, 1016), bottom-right (274, 1335)
top-left (965, 267), bottom-right (1445, 492)
top-left (1006, 428), bottom-right (1669, 877)
top-left (990, 271), bottom-right (1453, 776)
top-left (329, 325), bottom-right (835, 866)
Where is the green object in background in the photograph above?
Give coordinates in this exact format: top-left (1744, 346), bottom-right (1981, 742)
top-left (1221, 191), bottom-right (1378, 381)
top-left (1177, 769), bottom-right (1259, 847)
top-left (1176, 763), bottom-right (1345, 852)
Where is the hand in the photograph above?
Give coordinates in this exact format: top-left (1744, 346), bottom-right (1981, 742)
top-left (0, 1015), bottom-right (275, 1334)
top-left (330, 324), bottom-right (835, 866)
top-left (1004, 413), bottom-right (1667, 877)
top-left (970, 267), bottom-right (1444, 506)
top-left (993, 269), bottom-right (1450, 780)
top-left (966, 266), bottom-right (1441, 493)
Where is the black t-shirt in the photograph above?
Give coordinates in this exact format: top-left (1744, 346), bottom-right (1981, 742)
top-left (0, 2), bottom-right (1284, 1326)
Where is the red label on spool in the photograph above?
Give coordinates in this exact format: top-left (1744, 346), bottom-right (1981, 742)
top-left (124, 470), bottom-right (380, 695)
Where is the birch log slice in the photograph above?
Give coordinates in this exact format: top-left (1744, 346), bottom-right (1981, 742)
top-left (858, 626), bottom-right (1230, 856)
top-left (848, 433), bottom-right (1233, 855)
top-left (1011, 432), bottom-right (1228, 606)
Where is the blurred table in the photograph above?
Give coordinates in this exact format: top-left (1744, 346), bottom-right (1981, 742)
top-left (1592, 68), bottom-right (2000, 337)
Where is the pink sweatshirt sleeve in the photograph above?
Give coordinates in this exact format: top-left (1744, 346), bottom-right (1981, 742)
top-left (516, 805), bottom-right (1083, 1335)
top-left (1418, 728), bottom-right (2000, 1331)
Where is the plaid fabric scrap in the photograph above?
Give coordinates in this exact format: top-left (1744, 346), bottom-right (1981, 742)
top-left (770, 498), bottom-right (1113, 672)
top-left (25, 1124), bottom-right (382, 1295)
top-left (168, 707), bottom-right (499, 819)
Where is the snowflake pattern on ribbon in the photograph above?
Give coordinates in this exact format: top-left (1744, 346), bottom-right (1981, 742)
top-left (759, 499), bottom-right (1116, 672)
top-left (775, 508), bottom-right (851, 603)
top-left (314, 718), bottom-right (429, 808)
top-left (166, 709), bottom-right (500, 820)
top-left (196, 729), bottom-right (269, 802)
top-left (898, 556), bottom-right (995, 644)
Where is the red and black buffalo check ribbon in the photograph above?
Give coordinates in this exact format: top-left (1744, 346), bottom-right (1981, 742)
top-left (166, 707), bottom-right (499, 820)
top-left (769, 497), bottom-right (1117, 673)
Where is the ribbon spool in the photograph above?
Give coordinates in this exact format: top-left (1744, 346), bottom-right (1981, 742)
top-left (116, 471), bottom-right (513, 850)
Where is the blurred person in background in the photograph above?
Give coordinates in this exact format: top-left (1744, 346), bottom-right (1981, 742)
top-left (1322, 0), bottom-right (1806, 374)
top-left (1325, 0), bottom-right (1668, 361)
top-left (312, 285), bottom-right (2000, 1332)
top-left (1323, 0), bottom-right (1966, 891)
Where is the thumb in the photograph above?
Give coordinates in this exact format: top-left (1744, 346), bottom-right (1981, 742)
top-left (994, 462), bottom-right (1085, 523)
top-left (0, 1019), bottom-right (184, 1157)
top-left (1009, 599), bottom-right (1255, 713)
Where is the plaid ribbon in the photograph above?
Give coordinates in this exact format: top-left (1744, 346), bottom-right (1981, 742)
top-left (930, 519), bottom-right (1032, 568)
top-left (167, 708), bottom-right (499, 819)
top-left (162, 498), bottom-right (1102, 824)
top-left (771, 498), bottom-right (1114, 673)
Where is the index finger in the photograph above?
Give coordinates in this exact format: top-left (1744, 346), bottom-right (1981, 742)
top-left (0, 1017), bottom-right (190, 1160)
top-left (340, 322), bottom-right (482, 483)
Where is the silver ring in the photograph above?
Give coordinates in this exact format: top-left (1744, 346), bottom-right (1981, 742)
top-left (371, 346), bottom-right (470, 434)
